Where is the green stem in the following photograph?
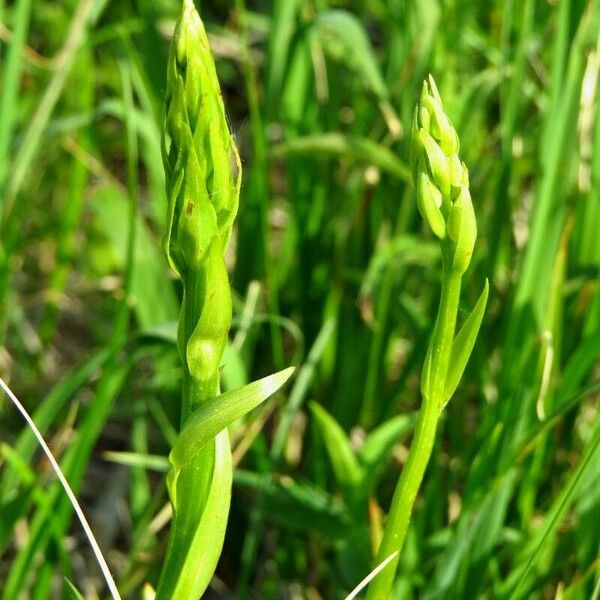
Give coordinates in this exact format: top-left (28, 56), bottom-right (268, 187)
top-left (366, 267), bottom-right (461, 599)
top-left (179, 267), bottom-right (221, 423)
top-left (181, 370), bottom-right (219, 425)
top-left (428, 264), bottom-right (462, 403)
top-left (365, 397), bottom-right (440, 600)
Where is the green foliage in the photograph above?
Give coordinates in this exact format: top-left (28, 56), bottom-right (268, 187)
top-left (171, 368), bottom-right (294, 476)
top-left (310, 401), bottom-right (362, 491)
top-left (64, 579), bottom-right (86, 600)
top-left (444, 280), bottom-right (489, 404)
top-left (1, 0), bottom-right (600, 598)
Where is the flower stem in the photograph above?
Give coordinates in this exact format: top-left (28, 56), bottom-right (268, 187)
top-left (366, 268), bottom-right (461, 600)
top-left (428, 264), bottom-right (462, 404)
top-left (365, 396), bottom-right (440, 600)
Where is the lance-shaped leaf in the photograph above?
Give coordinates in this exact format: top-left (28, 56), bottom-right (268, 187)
top-left (159, 367), bottom-right (293, 597)
top-left (271, 133), bottom-right (411, 182)
top-left (442, 279), bottom-right (489, 405)
top-left (158, 432), bottom-right (231, 599)
top-left (310, 402), bottom-right (362, 490)
top-left (358, 413), bottom-right (417, 493)
top-left (234, 469), bottom-right (351, 540)
top-left (314, 10), bottom-right (386, 99)
top-left (170, 367), bottom-right (295, 474)
top-left (64, 580), bottom-right (85, 600)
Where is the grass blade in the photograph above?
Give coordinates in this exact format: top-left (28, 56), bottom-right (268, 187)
top-left (0, 377), bottom-right (121, 600)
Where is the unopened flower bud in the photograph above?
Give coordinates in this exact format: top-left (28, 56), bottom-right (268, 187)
top-left (419, 129), bottom-right (451, 200)
top-left (417, 171), bottom-right (446, 240)
top-left (163, 0), bottom-right (240, 277)
top-left (447, 185), bottom-right (476, 274)
top-left (449, 154), bottom-right (465, 189)
top-left (423, 76), bottom-right (459, 155)
top-left (411, 76), bottom-right (476, 271)
top-left (418, 104), bottom-right (431, 131)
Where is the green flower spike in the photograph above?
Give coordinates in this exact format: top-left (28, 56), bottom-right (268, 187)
top-left (366, 76), bottom-right (488, 600)
top-left (155, 2), bottom-right (293, 598)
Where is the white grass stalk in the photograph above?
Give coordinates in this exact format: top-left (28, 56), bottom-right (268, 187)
top-left (344, 551), bottom-right (399, 600)
top-left (0, 376), bottom-right (121, 600)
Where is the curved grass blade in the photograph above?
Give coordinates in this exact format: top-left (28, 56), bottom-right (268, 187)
top-left (506, 421), bottom-right (600, 599)
top-left (64, 579), bottom-right (85, 600)
top-left (310, 401), bottom-right (362, 490)
top-left (0, 377), bottom-right (121, 600)
top-left (313, 10), bottom-right (400, 136)
top-left (272, 133), bottom-right (411, 182)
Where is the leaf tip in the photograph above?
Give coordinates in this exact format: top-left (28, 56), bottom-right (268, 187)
top-left (259, 366), bottom-right (295, 399)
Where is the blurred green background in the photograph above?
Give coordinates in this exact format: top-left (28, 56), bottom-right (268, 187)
top-left (1, 0), bottom-right (600, 598)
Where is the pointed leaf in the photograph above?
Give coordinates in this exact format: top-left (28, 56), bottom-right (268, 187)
top-left (170, 367), bottom-right (294, 472)
top-left (143, 583), bottom-right (157, 600)
top-left (234, 469), bottom-right (350, 540)
top-left (310, 402), bottom-right (362, 489)
top-left (503, 422), bottom-right (600, 598)
top-left (271, 133), bottom-right (410, 182)
top-left (102, 451), bottom-right (169, 472)
top-left (158, 433), bottom-right (232, 599)
top-left (358, 413), bottom-right (417, 493)
top-left (64, 579), bottom-right (85, 600)
top-left (443, 279), bottom-right (489, 404)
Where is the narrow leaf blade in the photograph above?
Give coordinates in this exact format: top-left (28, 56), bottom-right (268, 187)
top-left (271, 133), bottom-right (410, 182)
top-left (314, 10), bottom-right (388, 100)
top-left (234, 469), bottom-right (350, 540)
top-left (310, 402), bottom-right (362, 489)
top-left (443, 279), bottom-right (489, 403)
top-left (157, 433), bottom-right (232, 599)
top-left (64, 579), bottom-right (85, 600)
top-left (358, 414), bottom-right (417, 493)
top-left (170, 367), bottom-right (294, 472)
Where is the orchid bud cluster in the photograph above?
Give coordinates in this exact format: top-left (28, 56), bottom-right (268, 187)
top-left (162, 0), bottom-right (241, 406)
top-left (163, 0), bottom-right (240, 278)
top-left (410, 75), bottom-right (476, 274)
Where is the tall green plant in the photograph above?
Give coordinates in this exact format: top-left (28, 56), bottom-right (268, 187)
top-left (155, 1), bottom-right (293, 597)
top-left (366, 76), bottom-right (488, 600)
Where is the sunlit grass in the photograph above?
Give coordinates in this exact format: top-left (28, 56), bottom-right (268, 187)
top-left (0, 0), bottom-right (599, 598)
